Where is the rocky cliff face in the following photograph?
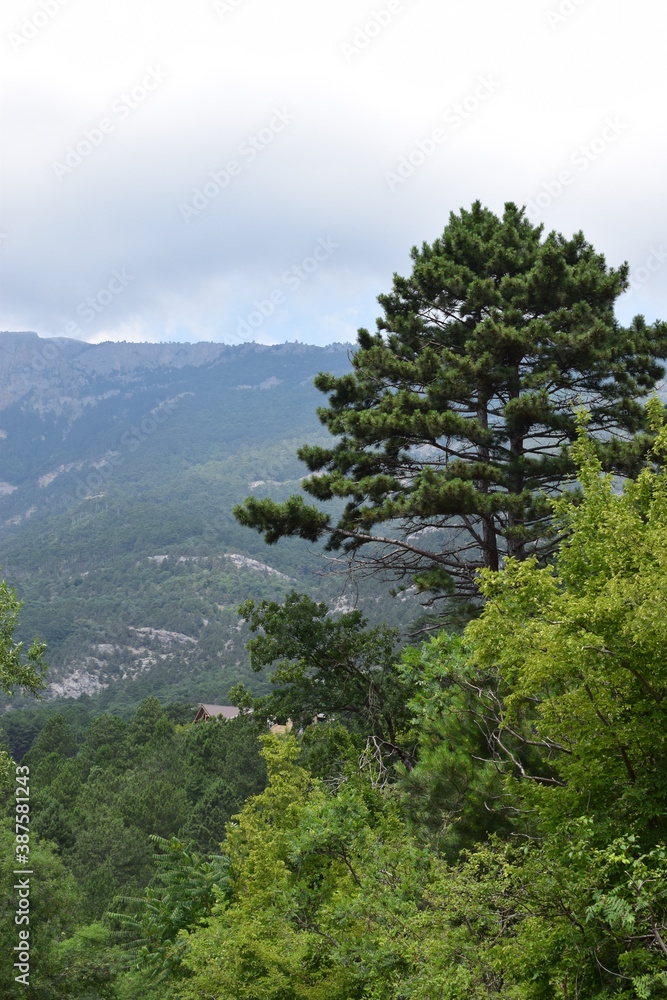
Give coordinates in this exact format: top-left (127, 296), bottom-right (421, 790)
top-left (0, 331), bottom-right (343, 412)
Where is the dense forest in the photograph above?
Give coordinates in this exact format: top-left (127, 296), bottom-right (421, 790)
top-left (1, 205), bottom-right (666, 997)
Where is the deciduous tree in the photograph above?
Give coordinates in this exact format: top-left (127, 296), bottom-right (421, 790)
top-left (238, 592), bottom-right (415, 768)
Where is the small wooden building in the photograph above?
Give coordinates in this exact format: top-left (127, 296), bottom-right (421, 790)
top-left (193, 704), bottom-right (241, 723)
top-left (193, 704), bottom-right (323, 734)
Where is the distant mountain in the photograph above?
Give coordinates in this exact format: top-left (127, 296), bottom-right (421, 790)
top-left (0, 333), bottom-right (418, 716)
top-left (0, 332), bottom-right (352, 522)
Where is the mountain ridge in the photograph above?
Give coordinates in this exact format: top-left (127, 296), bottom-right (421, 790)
top-left (0, 331), bottom-right (353, 409)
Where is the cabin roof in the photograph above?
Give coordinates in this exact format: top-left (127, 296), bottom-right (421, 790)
top-left (194, 704), bottom-right (241, 721)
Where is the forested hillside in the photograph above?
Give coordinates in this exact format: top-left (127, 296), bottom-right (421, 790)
top-left (0, 335), bottom-right (419, 724)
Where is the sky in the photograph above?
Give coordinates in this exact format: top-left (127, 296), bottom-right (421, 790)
top-left (0, 0), bottom-right (665, 347)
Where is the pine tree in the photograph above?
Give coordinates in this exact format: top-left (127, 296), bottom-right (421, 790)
top-left (234, 201), bottom-right (667, 605)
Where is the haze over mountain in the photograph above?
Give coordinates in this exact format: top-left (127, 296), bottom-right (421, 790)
top-left (0, 332), bottom-right (416, 715)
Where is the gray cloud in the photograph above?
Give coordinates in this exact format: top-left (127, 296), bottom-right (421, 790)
top-left (1, 0), bottom-right (665, 345)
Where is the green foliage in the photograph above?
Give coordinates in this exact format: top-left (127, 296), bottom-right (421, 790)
top-left (0, 695), bottom-right (268, 996)
top-left (298, 717), bottom-right (361, 784)
top-left (176, 735), bottom-right (372, 999)
top-left (0, 700), bottom-right (94, 761)
top-left (24, 715), bottom-right (78, 760)
top-left (4, 700), bottom-right (267, 933)
top-left (395, 408), bottom-right (667, 995)
top-left (0, 573), bottom-right (47, 697)
top-left (239, 591), bottom-right (416, 769)
top-left (178, 712), bottom-right (268, 852)
top-left (108, 835), bottom-right (231, 982)
top-left (168, 409), bottom-right (667, 998)
top-left (0, 818), bottom-right (80, 997)
top-left (47, 923), bottom-right (121, 999)
top-left (398, 632), bottom-right (511, 857)
top-left (466, 406), bottom-right (667, 835)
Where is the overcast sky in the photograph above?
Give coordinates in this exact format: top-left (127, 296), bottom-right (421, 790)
top-left (1, 0), bottom-right (665, 347)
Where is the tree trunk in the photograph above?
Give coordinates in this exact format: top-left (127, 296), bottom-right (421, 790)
top-left (477, 399), bottom-right (499, 572)
top-left (506, 367), bottom-right (525, 561)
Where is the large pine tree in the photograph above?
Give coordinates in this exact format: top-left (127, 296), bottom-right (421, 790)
top-left (234, 201), bottom-right (667, 604)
